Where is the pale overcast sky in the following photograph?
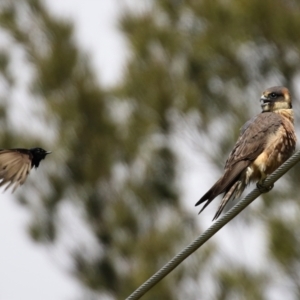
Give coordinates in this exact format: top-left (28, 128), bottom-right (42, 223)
top-left (44, 0), bottom-right (129, 87)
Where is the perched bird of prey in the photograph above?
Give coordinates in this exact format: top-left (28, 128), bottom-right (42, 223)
top-left (0, 147), bottom-right (50, 192)
top-left (196, 86), bottom-right (296, 220)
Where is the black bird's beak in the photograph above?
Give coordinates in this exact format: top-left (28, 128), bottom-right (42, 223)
top-left (46, 151), bottom-right (52, 155)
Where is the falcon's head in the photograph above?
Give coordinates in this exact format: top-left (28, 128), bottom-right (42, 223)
top-left (260, 86), bottom-right (292, 112)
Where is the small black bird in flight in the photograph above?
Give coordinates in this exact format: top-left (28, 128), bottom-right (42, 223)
top-left (0, 147), bottom-right (50, 192)
top-left (196, 86), bottom-right (296, 220)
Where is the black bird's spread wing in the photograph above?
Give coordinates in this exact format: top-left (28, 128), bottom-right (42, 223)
top-left (196, 112), bottom-right (283, 211)
top-left (0, 150), bottom-right (32, 192)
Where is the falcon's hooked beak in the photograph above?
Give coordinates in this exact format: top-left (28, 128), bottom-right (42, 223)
top-left (260, 95), bottom-right (272, 111)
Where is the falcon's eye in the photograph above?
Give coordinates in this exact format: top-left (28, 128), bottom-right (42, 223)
top-left (270, 92), bottom-right (277, 98)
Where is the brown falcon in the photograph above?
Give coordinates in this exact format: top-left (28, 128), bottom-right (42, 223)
top-left (195, 86), bottom-right (296, 220)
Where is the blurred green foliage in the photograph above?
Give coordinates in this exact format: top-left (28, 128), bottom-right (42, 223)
top-left (0, 0), bottom-right (300, 299)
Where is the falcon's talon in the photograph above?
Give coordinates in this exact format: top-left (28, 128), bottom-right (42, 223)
top-left (256, 182), bottom-right (274, 193)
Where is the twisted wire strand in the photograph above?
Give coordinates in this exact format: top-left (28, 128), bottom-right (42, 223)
top-left (126, 149), bottom-right (300, 300)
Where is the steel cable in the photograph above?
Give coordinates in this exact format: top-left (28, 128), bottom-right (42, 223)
top-left (126, 149), bottom-right (300, 300)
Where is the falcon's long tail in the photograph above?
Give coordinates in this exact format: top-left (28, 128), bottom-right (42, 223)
top-left (212, 180), bottom-right (246, 220)
top-left (196, 170), bottom-right (248, 220)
